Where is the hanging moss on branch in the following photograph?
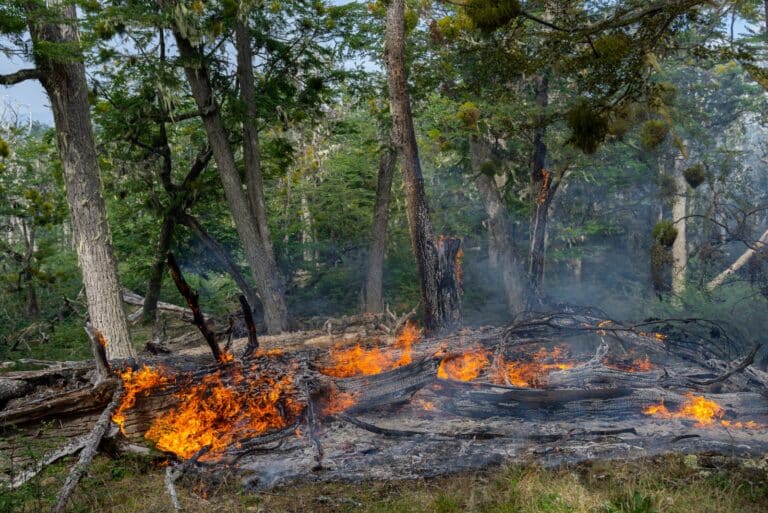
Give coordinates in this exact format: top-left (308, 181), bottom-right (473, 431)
top-left (565, 101), bottom-right (609, 154)
top-left (464, 0), bottom-right (521, 31)
top-left (640, 120), bottom-right (669, 150)
top-left (683, 163), bottom-right (706, 189)
top-left (652, 220), bottom-right (678, 247)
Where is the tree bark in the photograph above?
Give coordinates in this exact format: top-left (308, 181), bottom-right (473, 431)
top-left (168, 24), bottom-right (288, 333)
top-left (528, 75), bottom-right (551, 304)
top-left (235, 17), bottom-right (272, 252)
top-left (364, 140), bottom-right (397, 314)
top-left (671, 155), bottom-right (688, 298)
top-left (27, 2), bottom-right (134, 359)
top-left (384, 0), bottom-right (461, 333)
top-left (142, 212), bottom-right (177, 323)
top-left (470, 138), bottom-right (527, 316)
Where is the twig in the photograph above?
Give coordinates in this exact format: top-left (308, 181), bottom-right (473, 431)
top-left (52, 384), bottom-right (124, 513)
top-left (11, 435), bottom-right (90, 489)
top-left (689, 344), bottom-right (761, 386)
top-left (164, 446), bottom-right (211, 512)
top-left (166, 252), bottom-right (222, 363)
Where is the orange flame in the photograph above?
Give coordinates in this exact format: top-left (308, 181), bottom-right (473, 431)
top-left (144, 365), bottom-right (302, 459)
top-left (320, 388), bottom-right (358, 415)
top-left (113, 365), bottom-right (171, 434)
top-left (490, 347), bottom-right (575, 388)
top-left (437, 349), bottom-right (490, 381)
top-left (643, 394), bottom-right (724, 427)
top-left (320, 322), bottom-right (420, 378)
top-left (644, 394), bottom-right (764, 429)
top-left (603, 354), bottom-right (654, 373)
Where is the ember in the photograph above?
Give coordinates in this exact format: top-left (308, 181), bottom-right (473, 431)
top-left (437, 348), bottom-right (490, 381)
top-left (320, 322), bottom-right (420, 377)
top-left (603, 354), bottom-right (654, 373)
top-left (641, 393), bottom-right (762, 429)
top-left (490, 347), bottom-right (575, 388)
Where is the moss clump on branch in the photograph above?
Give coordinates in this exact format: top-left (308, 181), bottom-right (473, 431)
top-left (566, 101), bottom-right (609, 154)
top-left (464, 0), bottom-right (521, 32)
top-left (640, 120), bottom-right (669, 150)
top-left (592, 33), bottom-right (632, 64)
top-left (480, 160), bottom-right (497, 176)
top-left (652, 220), bottom-right (678, 247)
top-left (683, 163), bottom-right (706, 189)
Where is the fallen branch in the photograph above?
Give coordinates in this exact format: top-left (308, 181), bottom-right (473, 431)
top-left (164, 446), bottom-right (211, 512)
top-left (166, 252), bottom-right (222, 363)
top-left (706, 228), bottom-right (768, 290)
top-left (52, 384), bottom-right (124, 513)
top-left (11, 434), bottom-right (90, 489)
top-left (689, 344), bottom-right (761, 386)
top-left (122, 289), bottom-right (209, 322)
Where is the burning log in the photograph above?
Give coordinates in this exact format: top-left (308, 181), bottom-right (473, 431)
top-left (166, 252), bottom-right (223, 363)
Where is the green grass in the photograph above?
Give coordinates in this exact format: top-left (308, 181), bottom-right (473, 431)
top-left (3, 453), bottom-right (768, 513)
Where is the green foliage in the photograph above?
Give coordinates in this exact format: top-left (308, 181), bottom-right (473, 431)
top-left (0, 1), bottom-right (26, 35)
top-left (652, 221), bottom-right (678, 247)
top-left (456, 101), bottom-right (480, 129)
top-left (464, 0), bottom-right (521, 32)
top-left (640, 120), bottom-right (669, 150)
top-left (0, 137), bottom-right (9, 158)
top-left (566, 101), bottom-right (609, 154)
top-left (683, 163), bottom-right (706, 188)
top-left (592, 33), bottom-right (632, 64)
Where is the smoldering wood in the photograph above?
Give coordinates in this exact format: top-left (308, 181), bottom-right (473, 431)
top-left (3, 312), bottom-right (768, 492)
top-left (85, 323), bottom-right (110, 383)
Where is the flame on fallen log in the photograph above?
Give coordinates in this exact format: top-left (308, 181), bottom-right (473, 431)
top-left (437, 349), bottom-right (490, 381)
top-left (490, 347), bottom-right (575, 388)
top-left (113, 365), bottom-right (172, 434)
top-left (603, 354), bottom-right (654, 373)
top-left (643, 393), bottom-right (762, 429)
top-left (144, 363), bottom-right (303, 460)
top-left (319, 387), bottom-right (359, 415)
top-left (320, 322), bottom-right (420, 378)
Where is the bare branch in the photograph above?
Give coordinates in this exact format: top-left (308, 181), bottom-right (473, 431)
top-left (0, 68), bottom-right (40, 86)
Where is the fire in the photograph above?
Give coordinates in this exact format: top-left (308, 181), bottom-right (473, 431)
top-left (144, 365), bottom-right (302, 459)
top-left (644, 394), bottom-right (764, 429)
top-left (320, 322), bottom-right (420, 378)
top-left (320, 387), bottom-right (358, 415)
top-left (490, 347), bottom-right (575, 388)
top-left (437, 349), bottom-right (490, 381)
top-left (643, 394), bottom-right (724, 427)
top-left (113, 365), bottom-right (171, 434)
top-left (603, 354), bottom-right (654, 373)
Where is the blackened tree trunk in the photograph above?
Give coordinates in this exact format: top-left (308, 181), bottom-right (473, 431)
top-left (142, 212), bottom-right (177, 323)
top-left (470, 138), bottom-right (526, 315)
top-left (167, 23), bottom-right (288, 333)
top-left (364, 139), bottom-right (397, 313)
top-left (528, 75), bottom-right (552, 305)
top-left (384, 0), bottom-right (461, 333)
top-left (26, 2), bottom-right (134, 359)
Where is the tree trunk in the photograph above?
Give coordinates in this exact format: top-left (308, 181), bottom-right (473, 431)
top-left (142, 213), bottom-right (177, 323)
top-left (528, 75), bottom-right (551, 305)
top-left (470, 138), bottom-right (526, 316)
top-left (364, 140), bottom-right (397, 314)
top-left (671, 155), bottom-right (688, 298)
top-left (28, 3), bottom-right (134, 359)
top-left (179, 214), bottom-right (261, 316)
top-left (384, 0), bottom-right (462, 333)
top-left (169, 28), bottom-right (288, 333)
top-left (235, 17), bottom-right (272, 252)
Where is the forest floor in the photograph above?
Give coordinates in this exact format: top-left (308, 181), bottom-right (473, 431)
top-left (4, 452), bottom-right (768, 513)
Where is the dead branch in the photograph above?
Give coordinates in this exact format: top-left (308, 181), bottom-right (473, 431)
top-left (11, 434), bottom-right (90, 489)
top-left (164, 446), bottom-right (211, 512)
top-left (689, 344), bottom-right (762, 386)
top-left (239, 295), bottom-right (259, 359)
top-left (166, 252), bottom-right (222, 363)
top-left (52, 384), bottom-right (124, 513)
